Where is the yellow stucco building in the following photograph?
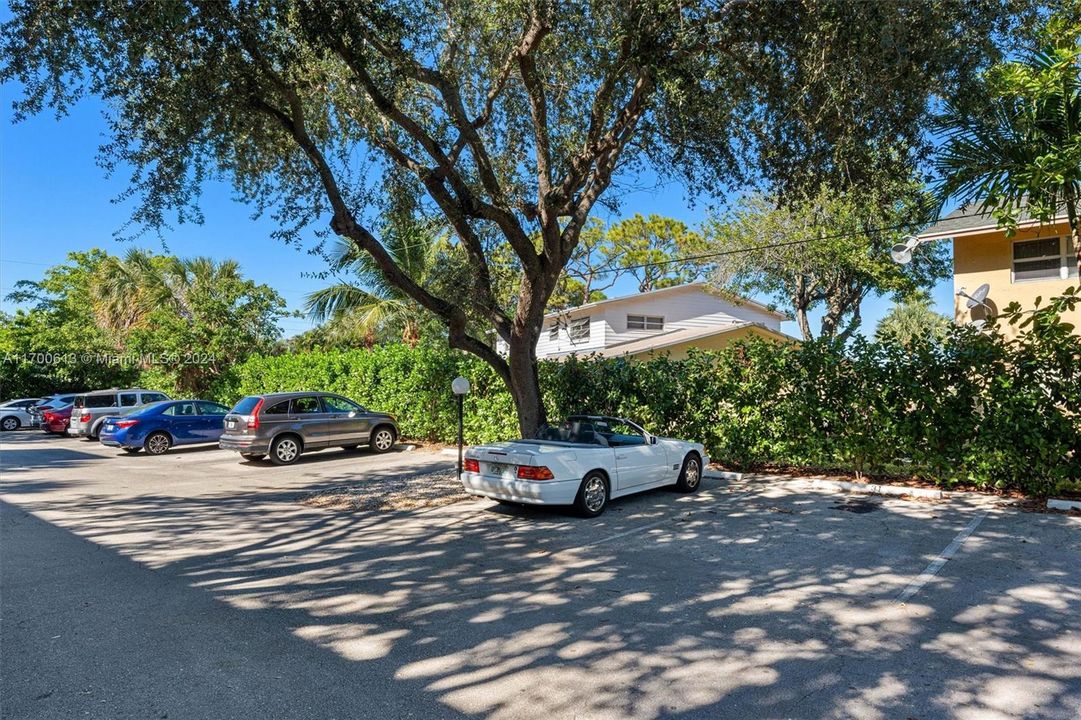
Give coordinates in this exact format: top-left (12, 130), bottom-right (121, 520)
top-left (918, 206), bottom-right (1080, 337)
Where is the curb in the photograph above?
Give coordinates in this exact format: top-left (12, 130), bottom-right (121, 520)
top-left (1048, 497), bottom-right (1081, 512)
top-left (809, 478), bottom-right (945, 500)
top-left (704, 470), bottom-right (743, 481)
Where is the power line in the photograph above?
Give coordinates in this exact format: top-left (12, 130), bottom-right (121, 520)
top-left (0, 258), bottom-right (52, 267)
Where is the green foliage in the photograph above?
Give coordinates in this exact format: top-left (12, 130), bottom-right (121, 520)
top-left (306, 216), bottom-right (453, 347)
top-left (2, 251), bottom-right (139, 397)
top-left (934, 8), bottom-right (1081, 272)
top-left (224, 288), bottom-right (1080, 495)
top-left (226, 344), bottom-right (518, 444)
top-left (705, 184), bottom-right (950, 341)
top-left (600, 214), bottom-right (708, 293)
top-left (0, 0), bottom-right (1033, 434)
top-left (875, 293), bottom-right (952, 349)
top-left (1, 249), bottom-right (285, 399)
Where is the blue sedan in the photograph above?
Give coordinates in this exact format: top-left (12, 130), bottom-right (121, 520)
top-left (99, 400), bottom-right (231, 455)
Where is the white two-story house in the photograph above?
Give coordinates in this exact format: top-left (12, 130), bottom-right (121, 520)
top-left (497, 282), bottom-right (793, 360)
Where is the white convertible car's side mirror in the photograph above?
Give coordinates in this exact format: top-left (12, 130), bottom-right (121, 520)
top-left (650, 435), bottom-right (658, 445)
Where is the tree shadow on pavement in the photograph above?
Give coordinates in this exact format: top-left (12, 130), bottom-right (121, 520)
top-left (3, 476), bottom-right (1079, 720)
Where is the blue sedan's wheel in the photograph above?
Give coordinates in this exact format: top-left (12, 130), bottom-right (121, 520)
top-left (574, 472), bottom-right (609, 518)
top-left (675, 454), bottom-right (702, 493)
top-left (144, 432), bottom-right (172, 456)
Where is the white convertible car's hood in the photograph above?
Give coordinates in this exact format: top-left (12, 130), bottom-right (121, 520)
top-left (468, 440), bottom-right (587, 465)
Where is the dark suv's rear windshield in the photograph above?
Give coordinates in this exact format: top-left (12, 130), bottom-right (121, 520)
top-left (231, 396), bottom-right (263, 415)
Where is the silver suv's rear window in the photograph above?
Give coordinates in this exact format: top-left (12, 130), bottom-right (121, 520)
top-left (76, 394), bottom-right (116, 409)
top-left (231, 396), bottom-right (263, 415)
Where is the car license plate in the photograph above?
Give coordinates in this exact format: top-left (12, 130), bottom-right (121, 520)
top-left (487, 462), bottom-right (509, 475)
top-left (226, 419), bottom-right (237, 429)
top-left (104, 424), bottom-right (114, 432)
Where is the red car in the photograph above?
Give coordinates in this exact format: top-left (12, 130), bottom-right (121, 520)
top-left (41, 404), bottom-right (73, 434)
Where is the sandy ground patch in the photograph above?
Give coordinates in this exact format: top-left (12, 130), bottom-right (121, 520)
top-left (301, 468), bottom-right (473, 511)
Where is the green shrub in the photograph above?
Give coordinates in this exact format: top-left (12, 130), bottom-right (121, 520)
top-left (212, 289), bottom-right (1078, 496)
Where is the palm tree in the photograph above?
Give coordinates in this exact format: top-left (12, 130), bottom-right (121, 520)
top-left (934, 28), bottom-right (1081, 274)
top-left (92, 249), bottom-right (168, 337)
top-left (92, 250), bottom-right (246, 334)
top-left (875, 293), bottom-right (951, 349)
top-left (306, 223), bottom-right (448, 347)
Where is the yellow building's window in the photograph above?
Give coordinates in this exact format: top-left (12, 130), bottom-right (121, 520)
top-left (1012, 237), bottom-right (1076, 282)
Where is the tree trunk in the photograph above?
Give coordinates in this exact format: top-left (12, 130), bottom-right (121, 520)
top-left (506, 337), bottom-right (545, 438)
top-left (796, 305), bottom-right (813, 341)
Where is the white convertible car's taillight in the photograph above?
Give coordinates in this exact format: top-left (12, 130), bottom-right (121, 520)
top-left (517, 465), bottom-right (555, 480)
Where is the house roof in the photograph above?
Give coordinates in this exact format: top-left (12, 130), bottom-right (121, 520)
top-left (544, 282), bottom-right (788, 321)
top-left (918, 202), bottom-right (1070, 241)
top-left (546, 322), bottom-right (796, 360)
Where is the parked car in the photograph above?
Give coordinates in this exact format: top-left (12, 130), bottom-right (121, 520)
top-left (29, 393), bottom-right (80, 427)
top-left (461, 415), bottom-right (708, 517)
top-left (219, 392), bottom-right (398, 465)
top-left (41, 404), bottom-right (74, 435)
top-left (68, 388), bottom-right (172, 440)
top-left (99, 399), bottom-right (231, 455)
top-left (0, 398), bottom-right (46, 431)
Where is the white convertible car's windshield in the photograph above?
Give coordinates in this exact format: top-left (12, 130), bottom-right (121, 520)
top-left (533, 418), bottom-right (649, 448)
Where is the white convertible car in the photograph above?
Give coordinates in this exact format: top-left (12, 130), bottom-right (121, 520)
top-left (461, 415), bottom-right (708, 517)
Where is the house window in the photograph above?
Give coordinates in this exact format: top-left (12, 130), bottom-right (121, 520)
top-left (627, 314), bottom-right (664, 330)
top-left (1012, 237), bottom-right (1077, 282)
top-left (569, 316), bottom-right (590, 341)
top-left (549, 324), bottom-right (559, 341)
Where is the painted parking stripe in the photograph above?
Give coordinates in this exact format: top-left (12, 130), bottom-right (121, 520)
top-left (896, 510), bottom-right (988, 604)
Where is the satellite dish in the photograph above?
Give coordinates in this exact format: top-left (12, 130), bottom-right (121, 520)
top-left (968, 281), bottom-right (990, 307)
top-left (889, 236), bottom-right (921, 265)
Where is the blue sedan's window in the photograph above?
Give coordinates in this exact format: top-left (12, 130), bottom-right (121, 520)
top-left (163, 402), bottom-right (197, 417)
top-left (198, 402), bottom-right (229, 415)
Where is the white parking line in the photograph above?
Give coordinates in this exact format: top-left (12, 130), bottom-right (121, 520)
top-left (896, 510), bottom-right (989, 604)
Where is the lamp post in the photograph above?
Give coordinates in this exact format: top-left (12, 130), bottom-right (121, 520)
top-left (451, 376), bottom-right (471, 482)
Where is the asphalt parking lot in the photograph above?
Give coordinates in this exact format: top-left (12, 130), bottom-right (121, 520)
top-left (2, 430), bottom-right (1079, 720)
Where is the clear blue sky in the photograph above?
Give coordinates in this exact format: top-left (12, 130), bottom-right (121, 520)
top-left (0, 84), bottom-right (956, 341)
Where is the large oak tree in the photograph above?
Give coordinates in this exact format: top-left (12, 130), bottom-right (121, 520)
top-left (2, 0), bottom-right (1027, 434)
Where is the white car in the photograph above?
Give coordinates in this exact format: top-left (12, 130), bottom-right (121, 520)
top-left (0, 398), bottom-right (45, 431)
top-left (462, 415), bottom-right (708, 517)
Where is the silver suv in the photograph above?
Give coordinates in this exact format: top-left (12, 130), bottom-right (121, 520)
top-left (219, 392), bottom-right (398, 465)
top-left (68, 388), bottom-right (172, 439)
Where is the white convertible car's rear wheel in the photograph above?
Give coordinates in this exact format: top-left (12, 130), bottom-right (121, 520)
top-left (675, 453), bottom-right (702, 493)
top-left (574, 472), bottom-right (609, 518)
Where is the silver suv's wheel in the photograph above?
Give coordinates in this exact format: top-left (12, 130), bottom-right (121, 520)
top-left (574, 472), bottom-right (609, 518)
top-left (1, 416), bottom-right (19, 431)
top-left (370, 426), bottom-right (396, 453)
top-left (270, 435), bottom-right (301, 465)
top-left (144, 432), bottom-right (172, 456)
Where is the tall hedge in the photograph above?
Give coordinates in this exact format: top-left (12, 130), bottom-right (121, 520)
top-left (217, 292), bottom-right (1079, 495)
top-left (220, 344), bottom-right (520, 444)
